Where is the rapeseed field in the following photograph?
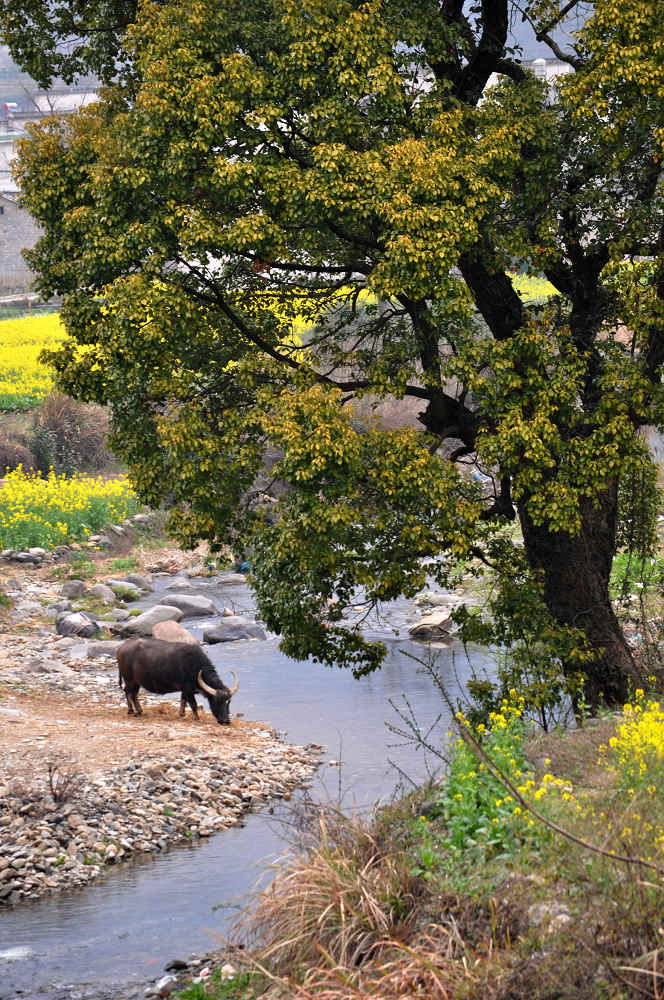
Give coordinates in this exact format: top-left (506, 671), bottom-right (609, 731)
top-left (0, 312), bottom-right (63, 410)
top-left (0, 467), bottom-right (141, 549)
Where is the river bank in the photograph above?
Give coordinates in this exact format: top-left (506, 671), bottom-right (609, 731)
top-left (0, 543), bottom-right (321, 914)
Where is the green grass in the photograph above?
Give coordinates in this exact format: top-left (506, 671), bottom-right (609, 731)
top-left (610, 550), bottom-right (664, 600)
top-left (109, 555), bottom-right (139, 572)
top-left (177, 970), bottom-right (256, 1000)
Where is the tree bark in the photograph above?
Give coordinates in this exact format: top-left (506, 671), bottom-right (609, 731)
top-left (519, 485), bottom-right (641, 710)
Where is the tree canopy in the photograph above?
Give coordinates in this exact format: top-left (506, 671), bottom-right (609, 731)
top-left (11, 0), bottom-right (664, 712)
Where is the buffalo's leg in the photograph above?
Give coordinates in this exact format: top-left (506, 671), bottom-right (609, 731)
top-left (129, 686), bottom-right (143, 716)
top-left (179, 694), bottom-right (186, 717)
top-left (124, 686), bottom-right (136, 715)
top-left (186, 693), bottom-right (199, 719)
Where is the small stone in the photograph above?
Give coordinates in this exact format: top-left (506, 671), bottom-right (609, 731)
top-left (164, 958), bottom-right (188, 971)
top-left (61, 580), bottom-right (88, 599)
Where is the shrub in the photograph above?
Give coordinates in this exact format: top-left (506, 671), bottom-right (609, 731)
top-left (30, 392), bottom-right (114, 476)
top-left (0, 435), bottom-right (37, 474)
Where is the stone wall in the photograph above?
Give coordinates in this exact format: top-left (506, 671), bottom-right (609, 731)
top-left (0, 193), bottom-right (39, 295)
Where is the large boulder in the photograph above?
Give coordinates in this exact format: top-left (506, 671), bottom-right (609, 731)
top-left (56, 611), bottom-right (101, 639)
top-left (408, 610), bottom-right (454, 640)
top-left (105, 579), bottom-right (142, 601)
top-left (152, 620), bottom-right (199, 644)
top-left (61, 580), bottom-right (88, 599)
top-left (120, 605), bottom-right (183, 636)
top-left (204, 616), bottom-right (266, 643)
top-left (158, 593), bottom-right (216, 618)
top-left (89, 583), bottom-right (117, 605)
top-left (124, 573), bottom-right (153, 591)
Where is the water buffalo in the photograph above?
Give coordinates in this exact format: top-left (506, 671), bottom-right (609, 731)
top-left (117, 637), bottom-right (239, 724)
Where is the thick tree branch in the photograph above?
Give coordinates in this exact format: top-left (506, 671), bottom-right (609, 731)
top-left (454, 0), bottom-right (509, 105)
top-left (459, 246), bottom-right (524, 340)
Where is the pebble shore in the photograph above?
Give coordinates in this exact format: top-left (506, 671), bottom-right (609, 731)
top-left (0, 738), bottom-right (319, 906)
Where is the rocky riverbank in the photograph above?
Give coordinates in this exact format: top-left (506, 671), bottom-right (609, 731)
top-left (0, 736), bottom-right (319, 907)
top-left (0, 552), bottom-right (322, 912)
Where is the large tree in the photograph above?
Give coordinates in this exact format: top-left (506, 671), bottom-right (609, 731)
top-left (11, 0), bottom-right (664, 709)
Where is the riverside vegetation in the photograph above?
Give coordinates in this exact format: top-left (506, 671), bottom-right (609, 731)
top-left (179, 686), bottom-right (664, 1000)
top-left (172, 483), bottom-right (664, 1000)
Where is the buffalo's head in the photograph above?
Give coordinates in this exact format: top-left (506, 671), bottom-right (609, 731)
top-left (197, 671), bottom-right (239, 724)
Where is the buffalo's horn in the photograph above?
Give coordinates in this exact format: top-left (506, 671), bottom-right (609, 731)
top-left (228, 671), bottom-right (239, 695)
top-left (197, 671), bottom-right (218, 696)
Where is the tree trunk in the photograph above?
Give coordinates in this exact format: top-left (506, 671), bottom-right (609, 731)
top-left (519, 485), bottom-right (641, 710)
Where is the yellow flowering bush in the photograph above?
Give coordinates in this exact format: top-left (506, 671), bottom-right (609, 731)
top-left (435, 691), bottom-right (567, 865)
top-left (602, 689), bottom-right (664, 787)
top-left (0, 313), bottom-right (64, 410)
top-left (0, 466), bottom-right (141, 549)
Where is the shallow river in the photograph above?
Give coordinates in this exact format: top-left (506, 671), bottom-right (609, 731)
top-left (0, 576), bottom-right (488, 998)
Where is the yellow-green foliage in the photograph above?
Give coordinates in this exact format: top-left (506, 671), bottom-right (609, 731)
top-left (0, 313), bottom-right (64, 410)
top-left (0, 466), bottom-right (141, 549)
top-left (444, 687), bottom-right (664, 875)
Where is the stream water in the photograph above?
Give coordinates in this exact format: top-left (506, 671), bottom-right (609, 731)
top-left (0, 575), bottom-right (489, 998)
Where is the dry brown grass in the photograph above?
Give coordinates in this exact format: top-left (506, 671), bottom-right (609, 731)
top-left (239, 808), bottom-right (525, 1000)
top-left (247, 809), bottom-right (421, 973)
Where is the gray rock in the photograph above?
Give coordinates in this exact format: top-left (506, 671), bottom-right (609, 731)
top-left (163, 577), bottom-right (192, 591)
top-left (61, 580), bottom-right (88, 599)
top-left (28, 547), bottom-right (47, 558)
top-left (125, 573), bottom-right (152, 591)
top-left (204, 617), bottom-right (266, 643)
top-left (90, 583), bottom-right (117, 605)
top-left (87, 640), bottom-right (123, 659)
top-left (105, 579), bottom-right (142, 601)
top-left (408, 610), bottom-right (454, 639)
top-left (48, 599), bottom-right (72, 614)
top-left (55, 611), bottom-right (101, 638)
top-left (105, 608), bottom-right (130, 621)
top-left (158, 594), bottom-right (216, 618)
top-left (217, 573), bottom-right (249, 585)
top-left (121, 605), bottom-right (184, 636)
